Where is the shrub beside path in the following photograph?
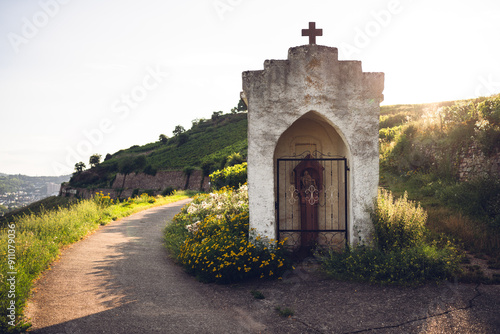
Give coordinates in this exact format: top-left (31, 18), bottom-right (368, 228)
top-left (25, 199), bottom-right (500, 333)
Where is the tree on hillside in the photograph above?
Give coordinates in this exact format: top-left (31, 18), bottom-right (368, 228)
top-left (177, 132), bottom-right (189, 146)
top-left (74, 161), bottom-right (86, 173)
top-left (212, 111), bottom-right (223, 121)
top-left (173, 125), bottom-right (186, 136)
top-left (231, 99), bottom-right (247, 113)
top-left (89, 154), bottom-right (102, 168)
top-left (159, 134), bottom-right (169, 144)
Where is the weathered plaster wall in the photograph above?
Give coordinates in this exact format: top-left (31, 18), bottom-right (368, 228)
top-left (60, 170), bottom-right (209, 199)
top-left (242, 44), bottom-right (384, 245)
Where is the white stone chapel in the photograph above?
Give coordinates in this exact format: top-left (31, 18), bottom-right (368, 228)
top-left (242, 23), bottom-right (384, 250)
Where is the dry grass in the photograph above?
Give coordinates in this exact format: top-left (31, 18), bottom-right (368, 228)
top-left (426, 207), bottom-right (500, 257)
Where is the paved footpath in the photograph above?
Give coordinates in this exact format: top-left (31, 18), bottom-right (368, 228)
top-left (26, 199), bottom-right (500, 333)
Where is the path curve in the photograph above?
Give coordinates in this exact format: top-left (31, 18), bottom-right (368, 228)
top-left (25, 199), bottom-right (262, 333)
top-left (25, 199), bottom-right (500, 333)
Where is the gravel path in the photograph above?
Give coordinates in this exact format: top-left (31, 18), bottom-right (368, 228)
top-left (25, 199), bottom-right (500, 333)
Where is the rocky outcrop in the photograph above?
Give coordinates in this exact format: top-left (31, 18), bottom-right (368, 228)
top-left (60, 170), bottom-right (209, 199)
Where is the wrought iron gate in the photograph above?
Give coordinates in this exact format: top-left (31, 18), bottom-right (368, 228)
top-left (276, 151), bottom-right (349, 251)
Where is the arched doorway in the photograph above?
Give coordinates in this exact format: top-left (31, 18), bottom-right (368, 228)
top-left (274, 111), bottom-right (350, 253)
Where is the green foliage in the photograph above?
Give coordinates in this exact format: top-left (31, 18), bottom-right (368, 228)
top-left (74, 161), bottom-right (85, 173)
top-left (478, 98), bottom-right (500, 125)
top-left (164, 186), bottom-right (291, 284)
top-left (162, 187), bottom-right (175, 196)
top-left (177, 132), bottom-right (189, 146)
top-left (379, 125), bottom-right (402, 142)
top-left (379, 95), bottom-right (500, 259)
top-left (89, 154), bottom-right (101, 168)
top-left (275, 306), bottom-right (294, 317)
top-left (71, 113), bottom-right (247, 189)
top-left (321, 189), bottom-right (461, 285)
top-left (225, 152), bottom-right (245, 167)
top-left (0, 204), bottom-right (8, 216)
top-left (183, 166), bottom-right (196, 177)
top-left (143, 164), bottom-right (157, 176)
top-left (379, 113), bottom-right (407, 129)
top-left (373, 189), bottom-right (427, 252)
top-left (159, 134), bottom-right (169, 144)
top-left (321, 243), bottom-right (461, 286)
top-left (172, 125), bottom-right (186, 136)
top-left (250, 290), bottom-right (265, 299)
top-left (93, 191), bottom-right (114, 208)
top-left (212, 111), bottom-right (223, 120)
top-left (0, 176), bottom-right (23, 194)
top-left (210, 163), bottom-right (247, 190)
top-left (437, 176), bottom-right (500, 228)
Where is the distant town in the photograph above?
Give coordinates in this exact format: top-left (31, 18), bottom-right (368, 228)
top-left (0, 173), bottom-right (71, 215)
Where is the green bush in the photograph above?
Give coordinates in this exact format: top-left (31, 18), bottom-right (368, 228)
top-left (437, 177), bottom-right (500, 228)
top-left (225, 152), bottom-right (245, 167)
top-left (478, 97), bottom-right (500, 126)
top-left (178, 212), bottom-right (289, 283)
top-left (321, 243), bottom-right (460, 286)
top-left (162, 187), bottom-right (175, 196)
top-left (321, 189), bottom-right (461, 285)
top-left (379, 113), bottom-right (407, 129)
top-left (372, 189), bottom-right (427, 252)
top-left (209, 162), bottom-right (247, 190)
top-left (165, 185), bottom-right (291, 284)
top-left (143, 164), bottom-right (157, 176)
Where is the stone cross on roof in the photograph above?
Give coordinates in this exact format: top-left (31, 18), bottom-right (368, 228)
top-left (301, 22), bottom-right (322, 45)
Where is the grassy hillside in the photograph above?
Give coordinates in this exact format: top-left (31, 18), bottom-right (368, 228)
top-left (379, 94), bottom-right (500, 262)
top-left (0, 196), bottom-right (78, 227)
top-left (69, 112), bottom-right (248, 188)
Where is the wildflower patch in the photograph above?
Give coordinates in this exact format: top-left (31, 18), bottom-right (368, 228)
top-left (165, 185), bottom-right (291, 283)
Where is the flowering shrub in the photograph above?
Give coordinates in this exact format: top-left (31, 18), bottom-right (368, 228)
top-left (209, 162), bottom-right (247, 190)
top-left (321, 189), bottom-right (462, 285)
top-left (166, 185), bottom-right (291, 283)
top-left (372, 189), bottom-right (427, 252)
top-left (93, 191), bottom-right (114, 207)
top-left (179, 185), bottom-right (248, 223)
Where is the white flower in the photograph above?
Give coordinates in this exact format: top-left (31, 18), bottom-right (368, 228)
top-left (186, 221), bottom-right (201, 233)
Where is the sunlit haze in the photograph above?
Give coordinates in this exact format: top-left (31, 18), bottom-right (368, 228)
top-left (1, 0), bottom-right (500, 176)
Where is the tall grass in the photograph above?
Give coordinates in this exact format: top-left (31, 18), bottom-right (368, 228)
top-left (0, 192), bottom-right (189, 332)
top-left (372, 189), bottom-right (427, 251)
top-left (321, 189), bottom-right (461, 286)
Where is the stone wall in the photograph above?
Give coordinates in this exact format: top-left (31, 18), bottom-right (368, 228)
top-left (458, 141), bottom-right (500, 181)
top-left (60, 170), bottom-right (209, 199)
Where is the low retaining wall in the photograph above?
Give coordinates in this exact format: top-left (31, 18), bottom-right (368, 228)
top-left (458, 141), bottom-right (500, 181)
top-left (60, 170), bottom-right (210, 199)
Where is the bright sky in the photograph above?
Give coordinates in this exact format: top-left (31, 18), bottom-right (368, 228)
top-left (1, 0), bottom-right (500, 176)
